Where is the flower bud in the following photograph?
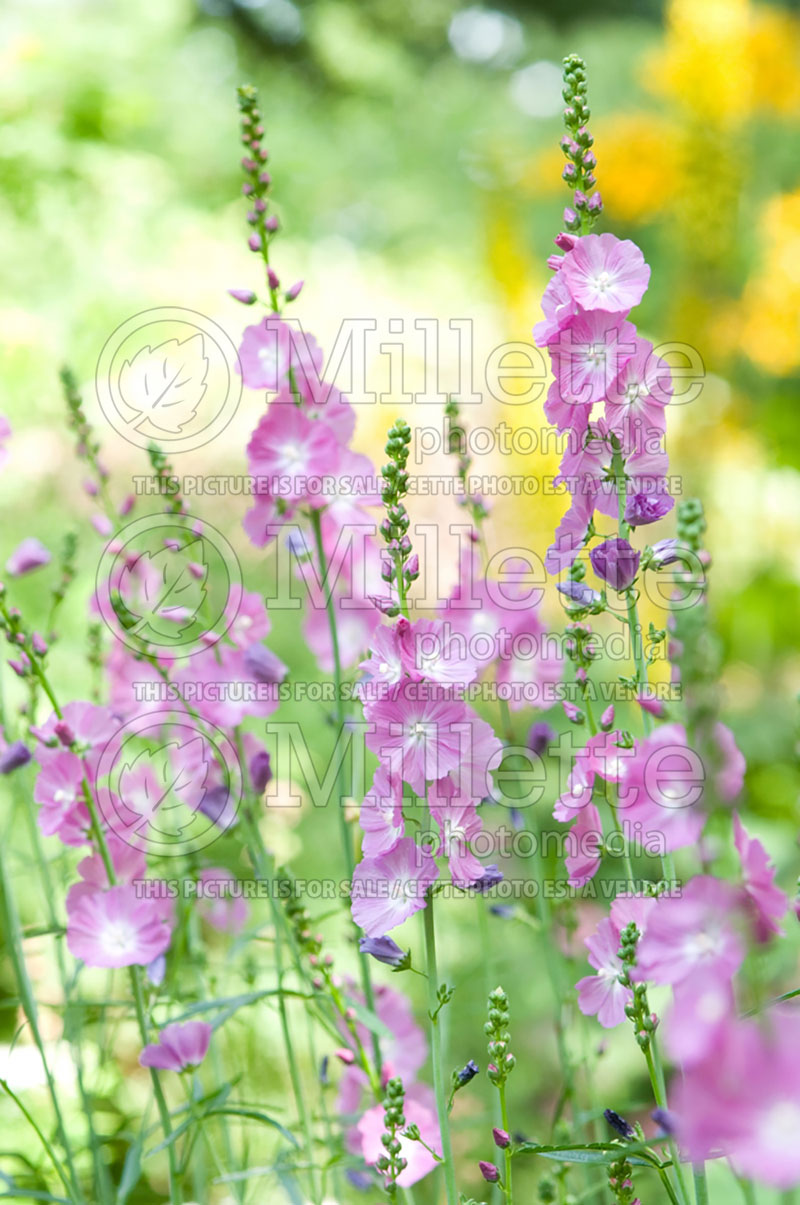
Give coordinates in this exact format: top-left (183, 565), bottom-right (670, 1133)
top-left (479, 1161), bottom-right (500, 1183)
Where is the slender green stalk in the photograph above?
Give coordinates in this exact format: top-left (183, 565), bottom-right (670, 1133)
top-left (308, 507), bottom-right (382, 1071)
top-left (644, 1033), bottom-right (691, 1205)
top-left (498, 1083), bottom-right (513, 1202)
top-left (422, 891), bottom-right (458, 1205)
top-left (693, 1165), bottom-right (708, 1205)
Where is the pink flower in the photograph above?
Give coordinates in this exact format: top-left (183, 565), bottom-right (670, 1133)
top-left (634, 876), bottom-right (744, 986)
top-left (6, 537), bottom-right (51, 576)
top-left (197, 868), bottom-right (249, 934)
top-left (67, 884), bottom-right (172, 967)
top-left (66, 835), bottom-right (146, 907)
top-left (733, 814), bottom-right (787, 940)
top-left (560, 233), bottom-right (650, 313)
top-left (357, 1084), bottom-right (441, 1187)
top-left (399, 618), bottom-right (479, 687)
top-left (666, 968), bottom-right (734, 1067)
top-left (673, 1010), bottom-right (800, 1188)
top-left (364, 683), bottom-right (468, 795)
top-left (359, 622), bottom-right (406, 690)
top-left (533, 269), bottom-right (580, 345)
top-left (714, 722), bottom-right (745, 802)
top-left (359, 765), bottom-right (405, 857)
top-left (546, 485), bottom-right (596, 574)
top-left (33, 750), bottom-right (88, 843)
top-left (604, 336), bottom-right (671, 453)
top-left (576, 894), bottom-right (654, 1028)
top-left (616, 724), bottom-right (706, 853)
top-left (238, 317), bottom-right (292, 390)
top-left (564, 802), bottom-right (603, 886)
top-left (139, 1020), bottom-right (212, 1072)
top-left (429, 778), bottom-right (484, 886)
top-left (549, 312), bottom-right (636, 407)
top-left (351, 838), bottom-right (439, 937)
top-left (225, 585), bottom-right (271, 649)
top-left (303, 587), bottom-right (380, 673)
top-left (246, 402), bottom-right (340, 507)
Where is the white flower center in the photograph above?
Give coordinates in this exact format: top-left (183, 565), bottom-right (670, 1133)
top-left (592, 270), bottom-right (612, 293)
top-left (102, 920), bottom-right (137, 955)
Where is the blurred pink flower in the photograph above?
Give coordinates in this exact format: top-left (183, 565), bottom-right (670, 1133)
top-left (359, 764), bottom-right (405, 857)
top-left (634, 876), bottom-right (744, 986)
top-left (429, 777), bottom-right (484, 886)
top-left (67, 884), bottom-right (172, 967)
top-left (139, 1020), bottom-right (212, 1072)
top-left (733, 813), bottom-right (787, 940)
top-left (6, 537), bottom-right (51, 576)
top-left (357, 1084), bottom-right (441, 1187)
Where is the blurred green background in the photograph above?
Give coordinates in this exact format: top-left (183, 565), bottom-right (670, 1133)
top-left (1, 0), bottom-right (799, 1200)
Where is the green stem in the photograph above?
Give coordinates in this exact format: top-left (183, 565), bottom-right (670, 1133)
top-left (644, 1033), bottom-right (690, 1205)
top-left (693, 1165), bottom-right (709, 1205)
top-left (498, 1083), bottom-right (513, 1203)
top-left (308, 508), bottom-right (382, 1072)
top-left (422, 892), bottom-right (458, 1205)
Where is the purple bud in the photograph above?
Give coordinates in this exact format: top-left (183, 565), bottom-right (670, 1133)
top-left (604, 1108), bottom-right (635, 1139)
top-left (0, 741), bottom-right (31, 774)
top-left (241, 157), bottom-right (256, 172)
top-left (247, 234), bottom-right (261, 252)
top-left (479, 1161), bottom-right (500, 1183)
top-left (405, 553), bottom-right (419, 578)
top-left (527, 721), bottom-right (556, 756)
top-left (624, 492), bottom-right (672, 527)
top-left (359, 935), bottom-right (408, 968)
top-left (118, 493), bottom-right (135, 517)
top-left (54, 721), bottom-right (75, 747)
top-left (83, 479), bottom-right (98, 497)
top-left (228, 288), bottom-right (257, 305)
top-left (583, 151), bottom-right (597, 168)
top-left (470, 865), bottom-right (503, 893)
top-left (285, 280), bottom-right (304, 301)
top-left (242, 182), bottom-right (254, 196)
top-left (370, 595), bottom-right (399, 616)
top-left (649, 538), bottom-right (680, 568)
top-left (557, 580), bottom-right (601, 607)
top-left (249, 749), bottom-right (272, 794)
top-left (562, 700), bottom-right (583, 724)
top-left (146, 954), bottom-right (166, 986)
top-left (554, 232), bottom-right (577, 252)
top-left (651, 1107), bottom-right (677, 1137)
top-left (456, 1059), bottom-right (480, 1086)
top-left (267, 267), bottom-right (280, 291)
top-left (5, 538), bottom-right (51, 577)
top-left (243, 643), bottom-right (286, 685)
top-left (259, 170), bottom-right (271, 185)
top-left (493, 1127), bottom-right (510, 1149)
top-left (589, 538), bottom-right (641, 592)
top-left (562, 162), bottom-right (577, 182)
top-left (264, 214), bottom-right (279, 232)
top-left (600, 704), bottom-right (615, 731)
top-left (563, 206), bottom-right (578, 226)
top-left (588, 191), bottom-right (603, 213)
top-left (254, 197), bottom-right (267, 213)
top-left (573, 189), bottom-right (588, 209)
top-left (546, 254), bottom-right (564, 271)
top-left (31, 632), bottom-right (47, 656)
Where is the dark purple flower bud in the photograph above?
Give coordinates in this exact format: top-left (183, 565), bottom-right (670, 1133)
top-left (479, 1161), bottom-right (500, 1183)
top-left (590, 538), bottom-right (641, 592)
top-left (470, 865), bottom-right (503, 893)
top-left (557, 581), bottom-right (601, 607)
top-left (649, 538), bottom-right (680, 568)
top-left (359, 935), bottom-right (408, 968)
top-left (285, 280), bottom-right (304, 301)
top-left (624, 492), bottom-right (672, 527)
top-left (267, 267), bottom-right (280, 291)
top-left (243, 643), bottom-right (286, 684)
top-left (456, 1059), bottom-right (480, 1086)
top-left (228, 288), bottom-right (257, 305)
top-left (604, 1108), bottom-right (635, 1139)
top-left (249, 749), bottom-right (272, 794)
top-left (493, 1127), bottom-right (510, 1149)
top-left (0, 741), bottom-right (31, 774)
top-left (490, 904), bottom-right (515, 919)
top-left (146, 953), bottom-right (166, 986)
top-left (197, 786), bottom-right (238, 830)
